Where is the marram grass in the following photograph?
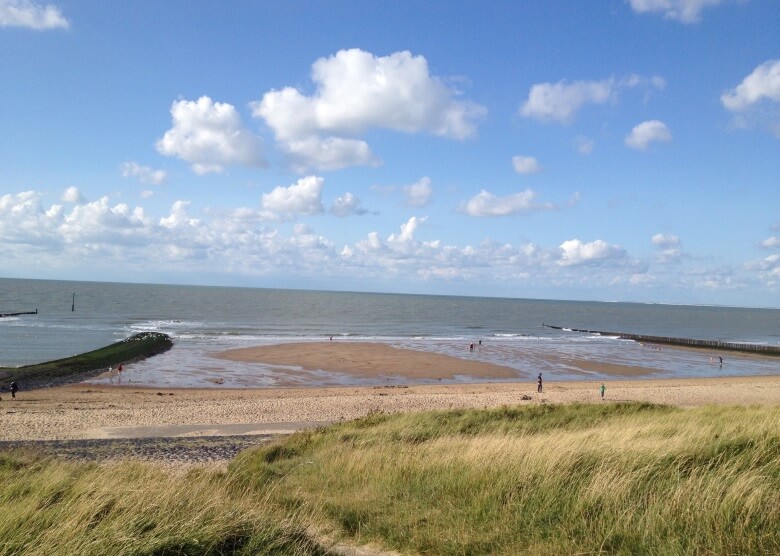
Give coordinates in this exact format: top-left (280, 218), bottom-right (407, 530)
top-left (232, 402), bottom-right (780, 555)
top-left (1, 403), bottom-right (778, 555)
top-left (0, 451), bottom-right (320, 556)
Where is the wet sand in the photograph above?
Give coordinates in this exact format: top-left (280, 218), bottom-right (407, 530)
top-left (1, 342), bottom-right (778, 444)
top-left (217, 341), bottom-right (522, 380)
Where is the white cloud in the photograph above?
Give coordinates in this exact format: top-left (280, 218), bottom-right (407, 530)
top-left (403, 177), bottom-right (433, 207)
top-left (261, 175), bottom-right (324, 218)
top-left (0, 0), bottom-right (69, 30)
top-left (520, 79), bottom-right (614, 124)
top-left (721, 60), bottom-right (780, 112)
top-left (625, 120), bottom-right (672, 149)
top-left (2, 187), bottom-right (773, 302)
top-left (0, 191), bottom-right (63, 245)
top-left (330, 192), bottom-right (368, 217)
top-left (652, 233), bottom-right (679, 248)
top-left (761, 236), bottom-right (780, 249)
top-left (61, 186), bottom-right (83, 204)
top-left (512, 155), bottom-right (542, 175)
top-left (283, 136), bottom-right (378, 172)
top-left (255, 49), bottom-right (485, 139)
top-left (629, 0), bottom-right (731, 24)
top-left (156, 96), bottom-right (265, 175)
top-left (120, 161), bottom-right (168, 185)
top-left (745, 254), bottom-right (780, 282)
top-left (252, 49), bottom-right (486, 170)
top-left (652, 232), bottom-right (683, 263)
top-left (519, 74), bottom-right (664, 124)
top-left (462, 189), bottom-right (555, 217)
top-left (558, 239), bottom-right (626, 266)
top-left (59, 197), bottom-right (149, 243)
top-left (159, 200), bottom-right (199, 229)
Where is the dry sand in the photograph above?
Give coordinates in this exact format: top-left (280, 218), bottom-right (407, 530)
top-left (1, 342), bottom-right (778, 442)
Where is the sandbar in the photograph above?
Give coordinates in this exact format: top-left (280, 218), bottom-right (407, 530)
top-left (217, 341), bottom-right (520, 380)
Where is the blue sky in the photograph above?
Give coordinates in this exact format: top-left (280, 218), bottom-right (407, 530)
top-left (1, 0), bottom-right (778, 307)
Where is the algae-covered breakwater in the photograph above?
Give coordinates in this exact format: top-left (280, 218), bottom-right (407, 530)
top-left (543, 324), bottom-right (780, 356)
top-left (0, 332), bottom-right (172, 390)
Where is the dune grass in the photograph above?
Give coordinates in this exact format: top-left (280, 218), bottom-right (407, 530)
top-left (1, 402), bottom-right (777, 555)
top-left (232, 402), bottom-right (780, 555)
top-left (0, 450), bottom-right (320, 555)
top-left (0, 332), bottom-right (172, 390)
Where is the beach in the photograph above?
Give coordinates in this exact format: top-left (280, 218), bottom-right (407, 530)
top-left (2, 342), bottom-right (778, 443)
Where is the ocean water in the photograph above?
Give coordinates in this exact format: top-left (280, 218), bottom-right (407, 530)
top-left (1, 277), bottom-right (778, 387)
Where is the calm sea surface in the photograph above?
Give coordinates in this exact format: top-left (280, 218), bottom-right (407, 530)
top-left (1, 278), bottom-right (778, 387)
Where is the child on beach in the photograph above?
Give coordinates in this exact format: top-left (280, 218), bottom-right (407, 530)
top-left (537, 373), bottom-right (543, 394)
top-left (600, 383), bottom-right (605, 400)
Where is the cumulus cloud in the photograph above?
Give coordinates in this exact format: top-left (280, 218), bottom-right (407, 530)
top-left (156, 96), bottom-right (266, 174)
top-left (629, 0), bottom-right (731, 24)
top-left (0, 191), bottom-right (63, 245)
top-left (652, 232), bottom-right (683, 263)
top-left (745, 254), bottom-right (780, 283)
top-left (462, 188), bottom-right (555, 217)
top-left (625, 120), bottom-right (672, 149)
top-left (59, 197), bottom-right (150, 245)
top-left (512, 155), bottom-right (542, 175)
top-left (519, 74), bottom-right (664, 124)
top-left (252, 49), bottom-right (486, 170)
top-left (3, 186), bottom-right (774, 300)
top-left (330, 192), bottom-right (368, 217)
top-left (0, 0), bottom-right (68, 29)
top-left (261, 175), bottom-right (324, 218)
top-left (721, 60), bottom-right (780, 118)
top-left (520, 79), bottom-right (613, 124)
top-left (61, 186), bottom-right (83, 204)
top-left (159, 200), bottom-right (200, 229)
top-left (403, 177), bottom-right (433, 207)
top-left (282, 136), bottom-right (378, 172)
top-left (558, 239), bottom-right (626, 266)
top-left (761, 236), bottom-right (780, 249)
top-left (120, 161), bottom-right (168, 185)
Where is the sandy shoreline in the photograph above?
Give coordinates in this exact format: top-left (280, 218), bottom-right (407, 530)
top-left (0, 376), bottom-right (777, 442)
top-left (1, 342), bottom-right (778, 442)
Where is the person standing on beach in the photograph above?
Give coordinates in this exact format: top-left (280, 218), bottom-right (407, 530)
top-left (10, 381), bottom-right (18, 399)
top-left (537, 373), bottom-right (543, 394)
top-left (600, 383), bottom-right (606, 400)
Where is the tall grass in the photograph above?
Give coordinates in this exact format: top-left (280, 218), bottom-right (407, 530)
top-left (1, 403), bottom-right (777, 554)
top-left (232, 403), bottom-right (780, 555)
top-left (0, 451), bottom-right (320, 555)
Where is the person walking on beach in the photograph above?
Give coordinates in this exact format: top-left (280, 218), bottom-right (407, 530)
top-left (10, 381), bottom-right (18, 399)
top-left (600, 383), bottom-right (606, 400)
top-left (537, 373), bottom-right (543, 394)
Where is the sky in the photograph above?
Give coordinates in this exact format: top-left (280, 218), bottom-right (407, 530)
top-left (1, 0), bottom-right (779, 308)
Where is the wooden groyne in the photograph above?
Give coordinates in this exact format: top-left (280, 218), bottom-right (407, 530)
top-left (0, 309), bottom-right (37, 318)
top-left (542, 324), bottom-right (780, 356)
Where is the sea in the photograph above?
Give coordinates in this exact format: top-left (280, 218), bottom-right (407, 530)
top-left (1, 277), bottom-right (778, 388)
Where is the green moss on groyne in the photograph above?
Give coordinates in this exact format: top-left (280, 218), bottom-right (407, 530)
top-left (543, 324), bottom-right (780, 356)
top-left (0, 332), bottom-right (173, 390)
